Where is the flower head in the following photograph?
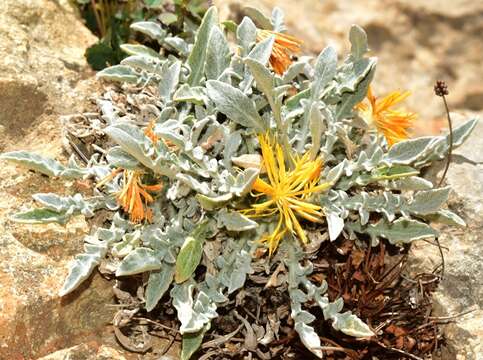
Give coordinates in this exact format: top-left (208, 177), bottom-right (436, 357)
top-left (243, 134), bottom-right (331, 254)
top-left (98, 169), bottom-right (162, 223)
top-left (256, 30), bottom-right (302, 75)
top-left (357, 86), bottom-right (417, 146)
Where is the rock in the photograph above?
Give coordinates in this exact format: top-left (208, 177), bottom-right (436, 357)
top-left (216, 1), bottom-right (483, 358)
top-left (38, 343), bottom-right (130, 360)
top-left (0, 0), bottom-right (121, 358)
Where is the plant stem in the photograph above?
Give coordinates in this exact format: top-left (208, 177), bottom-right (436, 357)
top-left (90, 0), bottom-right (105, 38)
top-left (438, 95), bottom-right (453, 187)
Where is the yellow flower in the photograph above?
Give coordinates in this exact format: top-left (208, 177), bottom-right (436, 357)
top-left (356, 86), bottom-right (417, 146)
top-left (98, 169), bottom-right (162, 223)
top-left (256, 30), bottom-right (302, 75)
top-left (242, 134), bottom-right (331, 254)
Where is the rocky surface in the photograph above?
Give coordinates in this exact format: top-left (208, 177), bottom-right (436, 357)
top-left (0, 0), bottom-right (123, 358)
top-left (216, 0), bottom-right (483, 358)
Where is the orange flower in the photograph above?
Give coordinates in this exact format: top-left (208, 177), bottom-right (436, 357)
top-left (256, 30), bottom-right (302, 75)
top-left (116, 170), bottom-right (162, 223)
top-left (144, 119), bottom-right (159, 143)
top-left (356, 86), bottom-right (417, 146)
top-left (97, 168), bottom-right (162, 223)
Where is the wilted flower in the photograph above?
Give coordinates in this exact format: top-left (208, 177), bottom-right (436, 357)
top-left (257, 30), bottom-right (302, 75)
top-left (243, 134), bottom-right (331, 254)
top-left (357, 86), bottom-right (417, 146)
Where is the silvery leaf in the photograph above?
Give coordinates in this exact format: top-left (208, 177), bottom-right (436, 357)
top-left (349, 24), bottom-right (369, 59)
top-left (219, 211), bottom-right (258, 231)
top-left (116, 247), bottom-right (162, 276)
top-left (130, 21), bottom-right (166, 42)
top-left (97, 65), bottom-right (139, 83)
top-left (145, 264), bottom-right (175, 311)
top-left (187, 6), bottom-right (218, 85)
top-left (206, 26), bottom-right (231, 80)
top-left (206, 80), bottom-right (266, 131)
top-left (1, 151), bottom-right (65, 177)
top-left (120, 44), bottom-right (162, 59)
top-left (59, 242), bottom-right (108, 296)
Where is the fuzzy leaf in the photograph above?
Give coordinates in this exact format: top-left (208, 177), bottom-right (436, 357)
top-left (206, 80), bottom-right (266, 131)
top-left (347, 218), bottom-right (437, 246)
top-left (237, 17), bottom-right (257, 56)
top-left (407, 187), bottom-right (450, 215)
top-left (187, 6), bottom-right (218, 85)
top-left (173, 84), bottom-right (207, 105)
top-left (97, 65), bottom-right (139, 83)
top-left (181, 327), bottom-right (208, 360)
top-left (311, 46), bottom-right (337, 100)
top-left (219, 211), bottom-right (258, 231)
top-left (59, 242), bottom-right (108, 296)
top-left (1, 151), bottom-right (65, 177)
top-left (104, 123), bottom-right (156, 171)
top-left (130, 21), bottom-right (166, 42)
top-left (11, 208), bottom-right (69, 225)
top-left (206, 26), bottom-right (231, 80)
top-left (331, 311), bottom-right (374, 337)
top-left (120, 44), bottom-right (162, 59)
top-left (243, 6), bottom-right (272, 30)
top-left (116, 247), bottom-right (162, 276)
top-left (196, 193), bottom-right (233, 211)
top-left (159, 60), bottom-right (181, 102)
top-left (294, 322), bottom-right (323, 358)
top-left (349, 25), bottom-right (369, 59)
top-left (145, 264), bottom-right (175, 311)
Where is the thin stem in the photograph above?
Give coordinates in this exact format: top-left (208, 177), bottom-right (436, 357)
top-left (438, 95), bottom-right (453, 187)
top-left (90, 0), bottom-right (105, 38)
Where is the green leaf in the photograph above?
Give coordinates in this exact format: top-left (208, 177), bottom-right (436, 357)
top-left (187, 6), bottom-right (219, 85)
top-left (206, 26), bottom-right (231, 80)
top-left (206, 80), bottom-right (266, 131)
top-left (97, 65), bottom-right (139, 84)
top-left (181, 327), bottom-right (207, 360)
top-left (145, 264), bottom-right (175, 311)
top-left (175, 224), bottom-right (209, 283)
top-left (349, 25), bottom-right (369, 59)
top-left (120, 44), bottom-right (162, 59)
top-left (158, 13), bottom-right (178, 26)
top-left (130, 21), bottom-right (166, 42)
top-left (371, 164), bottom-right (419, 181)
top-left (85, 41), bottom-right (118, 70)
top-left (222, 20), bottom-right (238, 33)
top-left (116, 248), bottom-right (162, 276)
top-left (11, 208), bottom-right (69, 225)
top-left (1, 150), bottom-right (65, 177)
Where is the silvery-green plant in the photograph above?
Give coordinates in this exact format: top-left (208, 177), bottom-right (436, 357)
top-left (1, 6), bottom-right (477, 359)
